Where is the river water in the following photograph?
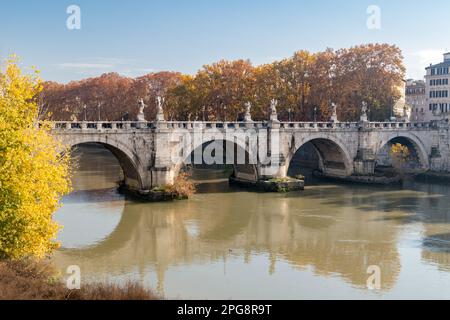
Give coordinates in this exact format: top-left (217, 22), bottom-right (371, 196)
top-left (52, 144), bottom-right (450, 299)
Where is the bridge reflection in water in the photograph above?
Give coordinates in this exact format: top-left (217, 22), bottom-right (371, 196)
top-left (53, 144), bottom-right (450, 299)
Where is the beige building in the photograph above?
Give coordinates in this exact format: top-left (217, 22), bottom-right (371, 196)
top-left (405, 79), bottom-right (427, 121)
top-left (425, 52), bottom-right (450, 121)
top-left (393, 80), bottom-right (408, 121)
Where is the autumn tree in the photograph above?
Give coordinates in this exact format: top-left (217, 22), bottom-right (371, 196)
top-left (133, 72), bottom-right (184, 121)
top-left (0, 57), bottom-right (71, 259)
top-left (333, 44), bottom-right (405, 121)
top-left (192, 59), bottom-right (255, 121)
top-left (41, 43), bottom-right (406, 123)
top-left (41, 72), bottom-right (183, 122)
top-left (390, 143), bottom-right (410, 175)
top-left (308, 48), bottom-right (336, 121)
top-left (252, 62), bottom-right (285, 120)
top-left (165, 75), bottom-right (198, 121)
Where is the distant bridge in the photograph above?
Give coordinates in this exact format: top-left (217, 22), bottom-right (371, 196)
top-left (50, 119), bottom-right (449, 192)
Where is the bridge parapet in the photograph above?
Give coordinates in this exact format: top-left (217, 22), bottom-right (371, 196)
top-left (364, 121), bottom-right (439, 130)
top-left (49, 120), bottom-right (443, 132)
top-left (50, 121), bottom-right (153, 131)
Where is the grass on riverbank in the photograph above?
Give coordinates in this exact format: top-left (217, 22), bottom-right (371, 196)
top-left (0, 260), bottom-right (159, 300)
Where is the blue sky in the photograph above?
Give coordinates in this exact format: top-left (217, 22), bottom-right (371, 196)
top-left (0, 0), bottom-right (449, 83)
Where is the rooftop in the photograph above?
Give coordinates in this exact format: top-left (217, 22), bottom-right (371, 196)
top-left (426, 60), bottom-right (450, 70)
top-left (425, 52), bottom-right (450, 69)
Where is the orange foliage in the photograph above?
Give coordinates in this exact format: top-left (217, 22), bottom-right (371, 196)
top-left (166, 172), bottom-right (196, 199)
top-left (41, 72), bottom-right (183, 121)
top-left (41, 43), bottom-right (405, 122)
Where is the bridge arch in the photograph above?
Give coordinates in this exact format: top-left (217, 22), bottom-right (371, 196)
top-left (375, 133), bottom-right (430, 170)
top-left (286, 134), bottom-right (354, 177)
top-left (173, 137), bottom-right (259, 183)
top-left (62, 136), bottom-right (144, 190)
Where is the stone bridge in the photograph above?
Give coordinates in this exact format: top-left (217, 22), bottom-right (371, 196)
top-left (50, 117), bottom-right (450, 193)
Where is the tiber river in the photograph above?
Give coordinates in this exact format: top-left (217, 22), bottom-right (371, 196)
top-left (52, 144), bottom-right (450, 299)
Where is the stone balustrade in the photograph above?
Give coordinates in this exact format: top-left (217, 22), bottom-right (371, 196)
top-left (49, 120), bottom-right (444, 132)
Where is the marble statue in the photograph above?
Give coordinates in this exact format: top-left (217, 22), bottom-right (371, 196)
top-left (360, 101), bottom-right (368, 122)
top-left (244, 102), bottom-right (253, 122)
top-left (270, 99), bottom-right (279, 122)
top-left (137, 99), bottom-right (146, 122)
top-left (330, 102), bottom-right (338, 122)
top-left (156, 96), bottom-right (165, 122)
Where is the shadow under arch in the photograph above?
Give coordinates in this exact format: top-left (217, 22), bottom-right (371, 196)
top-left (375, 134), bottom-right (430, 171)
top-left (287, 136), bottom-right (353, 178)
top-left (69, 141), bottom-right (144, 190)
top-left (173, 139), bottom-right (259, 183)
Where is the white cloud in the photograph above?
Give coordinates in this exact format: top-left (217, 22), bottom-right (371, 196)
top-left (405, 49), bottom-right (445, 79)
top-left (411, 49), bottom-right (444, 66)
top-left (138, 68), bottom-right (155, 73)
top-left (53, 58), bottom-right (155, 78)
top-left (50, 55), bottom-right (159, 80)
top-left (57, 63), bottom-right (114, 69)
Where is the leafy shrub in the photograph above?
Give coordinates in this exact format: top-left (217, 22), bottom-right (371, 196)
top-left (166, 172), bottom-right (196, 199)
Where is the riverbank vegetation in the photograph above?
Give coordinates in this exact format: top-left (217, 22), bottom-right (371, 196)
top-left (41, 43), bottom-right (405, 123)
top-left (0, 259), bottom-right (158, 300)
top-left (151, 172), bottom-right (196, 199)
top-left (167, 172), bottom-right (197, 199)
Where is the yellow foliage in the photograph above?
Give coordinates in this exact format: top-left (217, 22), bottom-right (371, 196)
top-left (0, 57), bottom-right (71, 260)
top-left (390, 143), bottom-right (410, 172)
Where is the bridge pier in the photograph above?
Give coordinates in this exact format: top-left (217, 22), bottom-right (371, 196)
top-left (353, 148), bottom-right (376, 176)
top-left (429, 146), bottom-right (443, 171)
top-left (150, 167), bottom-right (175, 188)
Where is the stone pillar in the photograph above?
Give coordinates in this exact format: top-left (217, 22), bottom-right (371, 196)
top-left (150, 128), bottom-right (175, 187)
top-left (430, 146), bottom-right (443, 171)
top-left (353, 148), bottom-right (375, 176)
top-left (150, 167), bottom-right (175, 187)
top-left (258, 125), bottom-right (286, 179)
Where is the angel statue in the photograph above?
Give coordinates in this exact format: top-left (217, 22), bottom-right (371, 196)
top-left (156, 96), bottom-right (165, 121)
top-left (244, 101), bottom-right (253, 122)
top-left (137, 98), bottom-right (146, 122)
top-left (360, 101), bottom-right (368, 122)
top-left (269, 99), bottom-right (279, 122)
